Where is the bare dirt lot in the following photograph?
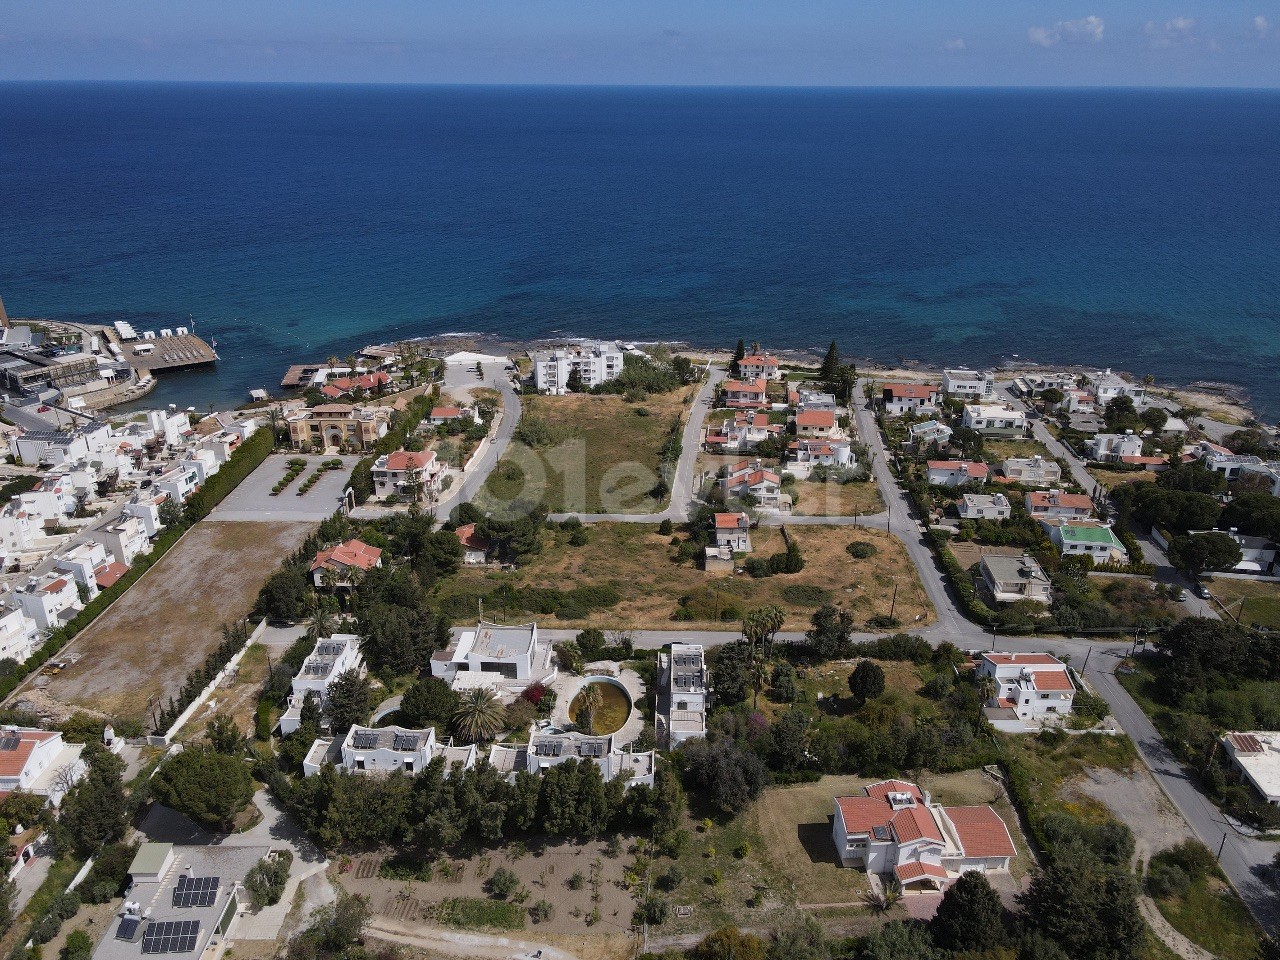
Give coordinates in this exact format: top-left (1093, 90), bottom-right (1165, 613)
top-left (1065, 766), bottom-right (1192, 863)
top-left (33, 520), bottom-right (314, 723)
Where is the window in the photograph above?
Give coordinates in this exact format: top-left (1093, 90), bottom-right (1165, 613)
top-left (677, 701), bottom-right (687, 711)
top-left (355, 758), bottom-right (365, 771)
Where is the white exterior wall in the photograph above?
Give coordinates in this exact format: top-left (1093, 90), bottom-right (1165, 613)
top-left (942, 370), bottom-right (995, 400)
top-left (0, 608), bottom-right (38, 663)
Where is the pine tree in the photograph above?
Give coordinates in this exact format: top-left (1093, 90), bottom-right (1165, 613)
top-left (932, 871), bottom-right (1005, 951)
top-left (820, 341), bottom-right (841, 387)
top-left (730, 339), bottom-right (745, 378)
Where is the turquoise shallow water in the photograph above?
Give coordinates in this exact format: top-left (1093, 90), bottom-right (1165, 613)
top-left (0, 84), bottom-right (1277, 416)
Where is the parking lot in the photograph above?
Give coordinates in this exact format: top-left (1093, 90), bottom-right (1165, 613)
top-left (208, 453), bottom-right (359, 523)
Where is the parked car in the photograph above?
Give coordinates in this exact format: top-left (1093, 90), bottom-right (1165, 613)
top-left (1199, 585), bottom-right (1212, 599)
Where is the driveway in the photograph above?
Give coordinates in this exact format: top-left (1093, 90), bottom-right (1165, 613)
top-left (433, 361), bottom-right (520, 517)
top-left (209, 454), bottom-right (360, 523)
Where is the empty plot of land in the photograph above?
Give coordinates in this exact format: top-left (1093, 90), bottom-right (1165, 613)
top-left (209, 454), bottom-right (357, 522)
top-left (1204, 577), bottom-right (1280, 630)
top-left (36, 521), bottom-right (315, 722)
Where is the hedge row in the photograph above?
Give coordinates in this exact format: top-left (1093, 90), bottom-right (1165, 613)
top-left (935, 540), bottom-right (997, 626)
top-left (0, 427), bottom-right (274, 705)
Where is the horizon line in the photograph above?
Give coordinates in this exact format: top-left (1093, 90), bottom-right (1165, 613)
top-left (2, 79), bottom-right (1280, 93)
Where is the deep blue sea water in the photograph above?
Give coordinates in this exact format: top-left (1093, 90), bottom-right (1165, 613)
top-left (1, 83), bottom-right (1278, 416)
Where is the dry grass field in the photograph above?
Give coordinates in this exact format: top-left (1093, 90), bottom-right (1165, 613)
top-left (480, 388), bottom-right (695, 514)
top-left (441, 522), bottom-right (933, 631)
top-left (1204, 577), bottom-right (1280, 630)
top-left (37, 521), bottom-right (314, 723)
top-left (791, 479), bottom-right (884, 517)
top-left (1088, 467), bottom-right (1158, 491)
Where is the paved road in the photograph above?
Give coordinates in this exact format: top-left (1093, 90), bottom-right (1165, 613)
top-left (432, 360), bottom-right (521, 518)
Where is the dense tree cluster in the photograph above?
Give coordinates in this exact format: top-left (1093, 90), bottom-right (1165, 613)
top-left (152, 748), bottom-right (255, 832)
top-left (272, 757), bottom-right (683, 853)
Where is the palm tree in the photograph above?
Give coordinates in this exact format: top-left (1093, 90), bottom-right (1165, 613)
top-left (452, 688), bottom-right (506, 744)
top-left (758, 605), bottom-right (785, 660)
top-left (266, 407), bottom-right (282, 449)
top-left (576, 684), bottom-right (603, 734)
top-left (976, 674), bottom-right (998, 706)
top-left (304, 603), bottom-right (336, 641)
top-left (751, 656), bottom-right (771, 710)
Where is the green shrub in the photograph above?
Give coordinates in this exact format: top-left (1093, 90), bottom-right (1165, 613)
top-left (529, 900), bottom-right (554, 924)
top-left (1147, 862), bottom-right (1191, 899)
top-left (487, 867), bottom-right (520, 900)
top-left (780, 584), bottom-right (830, 606)
top-left (847, 541), bottom-right (877, 559)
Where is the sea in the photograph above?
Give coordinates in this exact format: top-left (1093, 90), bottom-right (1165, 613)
top-left (1, 83), bottom-right (1278, 417)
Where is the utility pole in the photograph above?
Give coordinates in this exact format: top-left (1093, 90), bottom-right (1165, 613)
top-left (889, 582), bottom-right (899, 622)
top-left (1216, 833), bottom-right (1227, 863)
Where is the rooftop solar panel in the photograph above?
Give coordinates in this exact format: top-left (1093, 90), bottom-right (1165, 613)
top-left (352, 731), bottom-right (379, 749)
top-left (141, 920), bottom-right (200, 954)
top-left (116, 917), bottom-right (141, 941)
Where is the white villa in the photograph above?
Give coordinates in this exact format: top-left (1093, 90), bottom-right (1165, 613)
top-left (1001, 456), bottom-right (1062, 487)
top-left (0, 727), bottom-right (87, 806)
top-left (977, 653), bottom-right (1076, 723)
top-left (961, 403), bottom-right (1026, 437)
top-left (658, 643), bottom-right (708, 748)
top-left (1025, 490), bottom-right (1095, 522)
top-left (909, 421), bottom-right (953, 447)
top-left (926, 460), bottom-right (989, 488)
top-left (882, 383), bottom-right (939, 416)
top-left (429, 621), bottom-right (556, 695)
top-left (980, 554), bottom-right (1052, 605)
top-left (738, 354), bottom-right (782, 381)
top-left (959, 493), bottom-right (1011, 521)
top-left (832, 779), bottom-right (1016, 891)
top-left (1042, 520), bottom-right (1128, 564)
top-left (371, 449), bottom-right (442, 501)
top-left (942, 369), bottom-right (996, 402)
top-left (1088, 368), bottom-right (1147, 406)
top-left (279, 634), bottom-right (365, 735)
top-left (1087, 432), bottom-right (1145, 462)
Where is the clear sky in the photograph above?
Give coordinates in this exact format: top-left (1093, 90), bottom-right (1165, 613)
top-left (1, 0), bottom-right (1277, 87)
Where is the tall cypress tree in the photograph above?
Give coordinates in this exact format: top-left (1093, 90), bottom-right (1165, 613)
top-left (820, 340), bottom-right (841, 387)
top-left (730, 339), bottom-right (745, 378)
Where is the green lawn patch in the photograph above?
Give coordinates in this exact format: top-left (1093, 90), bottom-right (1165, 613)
top-left (429, 897), bottom-right (525, 931)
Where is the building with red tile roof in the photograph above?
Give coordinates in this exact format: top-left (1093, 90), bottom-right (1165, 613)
top-left (881, 382), bottom-right (940, 416)
top-left (0, 727), bottom-right (86, 807)
top-left (454, 523), bottom-right (491, 565)
top-left (721, 378), bottom-right (769, 409)
top-left (1025, 490), bottom-right (1094, 521)
top-left (794, 409), bottom-right (838, 439)
top-left (926, 460), bottom-right (989, 487)
top-left (310, 539), bottom-right (383, 587)
top-left (738, 354), bottom-right (781, 381)
top-left (832, 779), bottom-right (1017, 889)
top-left (977, 652), bottom-right (1076, 724)
top-left (372, 449), bottom-right (442, 502)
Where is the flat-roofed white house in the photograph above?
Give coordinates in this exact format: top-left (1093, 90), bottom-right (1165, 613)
top-left (959, 493), bottom-right (1011, 521)
top-left (962, 403), bottom-right (1026, 437)
top-left (14, 573), bottom-right (81, 632)
top-left (98, 514), bottom-right (150, 567)
top-left (927, 460), bottom-right (989, 488)
top-left (0, 607), bottom-right (39, 664)
top-left (1221, 732), bottom-right (1280, 806)
top-left (1088, 368), bottom-right (1146, 405)
top-left (279, 634), bottom-right (365, 735)
top-left (942, 369), bottom-right (996, 401)
top-left (832, 779), bottom-right (1016, 890)
top-left (523, 728), bottom-right (655, 788)
top-left (304, 724), bottom-right (450, 778)
top-left (909, 421), bottom-right (953, 447)
top-left (1087, 432), bottom-right (1145, 462)
top-left (0, 726), bottom-right (87, 806)
top-left (980, 554), bottom-right (1052, 605)
top-left (977, 653), bottom-right (1075, 722)
top-left (532, 341), bottom-right (625, 394)
top-left (430, 621), bottom-right (555, 694)
top-left (1001, 456), bottom-right (1062, 487)
top-left (659, 643), bottom-right (708, 748)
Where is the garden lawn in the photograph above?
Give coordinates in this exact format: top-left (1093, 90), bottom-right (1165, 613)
top-left (985, 437), bottom-right (1055, 462)
top-left (437, 523), bottom-right (933, 631)
top-left (479, 388), bottom-right (695, 514)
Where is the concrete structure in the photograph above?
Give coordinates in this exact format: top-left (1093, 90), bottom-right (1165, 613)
top-left (99, 514), bottom-right (150, 567)
top-left (524, 727), bottom-right (655, 787)
top-left (286, 404), bottom-right (391, 451)
top-left (371, 449), bottom-right (441, 501)
top-left (908, 420), bottom-right (953, 447)
top-left (531, 341), bottom-right (625, 394)
top-left (962, 403), bottom-right (1027, 437)
top-left (881, 383), bottom-right (939, 416)
top-left (1087, 432), bottom-right (1145, 462)
top-left (1025, 490), bottom-right (1095, 522)
top-left (977, 653), bottom-right (1076, 723)
top-left (787, 438), bottom-right (853, 473)
top-left (926, 460), bottom-right (988, 488)
top-left (712, 512), bottom-right (751, 553)
top-left (1222, 732), bottom-right (1280, 806)
top-left (278, 635), bottom-right (365, 735)
top-left (959, 493), bottom-right (1012, 521)
top-left (430, 621), bottom-right (555, 694)
top-left (309, 538), bottom-right (383, 588)
top-left (705, 411), bottom-right (782, 453)
top-left (1188, 529), bottom-right (1277, 575)
top-left (1088, 368), bottom-right (1147, 406)
top-left (794, 389), bottom-right (838, 412)
top-left (0, 607), bottom-right (39, 664)
top-left (54, 540), bottom-right (111, 601)
top-left (658, 643), bottom-right (708, 748)
top-left (92, 842), bottom-right (272, 960)
top-left (942, 369), bottom-right (996, 402)
top-left (1044, 520), bottom-right (1129, 563)
top-left (980, 554), bottom-right (1052, 605)
top-left (153, 463), bottom-right (201, 504)
top-left (832, 779), bottom-right (1015, 890)
top-left (1001, 456), bottom-right (1062, 487)
top-left (0, 727), bottom-right (86, 806)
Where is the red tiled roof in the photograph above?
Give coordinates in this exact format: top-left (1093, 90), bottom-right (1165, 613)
top-left (1026, 491), bottom-right (1093, 511)
top-left (0, 730), bottom-right (58, 778)
top-left (383, 450), bottom-right (435, 472)
top-left (895, 861), bottom-right (949, 883)
top-left (320, 385), bottom-right (344, 399)
top-left (311, 538), bottom-right (383, 573)
top-left (454, 523), bottom-right (490, 551)
top-left (715, 513), bottom-right (747, 530)
top-left (42, 578), bottom-right (68, 595)
top-left (740, 354), bottom-right (779, 367)
top-left (431, 406), bottom-right (463, 419)
top-left (884, 383), bottom-right (938, 399)
top-left (1030, 670), bottom-right (1074, 692)
top-left (94, 561), bottom-right (129, 589)
top-left (723, 378), bottom-right (767, 394)
top-left (1227, 733), bottom-right (1264, 753)
top-left (795, 410), bottom-right (835, 428)
top-left (890, 804), bottom-right (944, 844)
top-left (835, 795), bottom-right (894, 835)
top-left (866, 780), bottom-right (924, 802)
top-left (945, 806), bottom-right (1017, 859)
top-left (983, 652), bottom-right (1062, 667)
